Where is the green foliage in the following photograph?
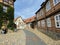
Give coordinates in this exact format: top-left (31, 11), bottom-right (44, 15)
top-left (0, 4), bottom-right (3, 29)
top-left (0, 4), bottom-right (14, 30)
top-left (0, 4), bottom-right (3, 13)
top-left (7, 7), bottom-right (14, 20)
top-left (7, 22), bottom-right (15, 30)
top-left (7, 7), bottom-right (14, 30)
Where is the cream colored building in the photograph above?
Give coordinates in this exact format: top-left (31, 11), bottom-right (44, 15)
top-left (14, 16), bottom-right (26, 30)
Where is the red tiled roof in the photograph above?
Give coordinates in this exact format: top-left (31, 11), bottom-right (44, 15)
top-left (24, 16), bottom-right (36, 23)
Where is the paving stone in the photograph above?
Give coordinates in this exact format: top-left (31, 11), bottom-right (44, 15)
top-left (25, 26), bottom-right (60, 45)
top-left (0, 30), bottom-right (26, 45)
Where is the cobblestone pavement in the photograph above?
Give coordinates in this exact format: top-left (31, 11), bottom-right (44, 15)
top-left (1, 26), bottom-right (60, 45)
top-left (0, 30), bottom-right (26, 45)
top-left (23, 30), bottom-right (46, 45)
top-left (25, 27), bottom-right (60, 45)
top-left (0, 29), bottom-right (47, 45)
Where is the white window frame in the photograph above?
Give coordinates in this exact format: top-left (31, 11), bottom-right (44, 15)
top-left (46, 18), bottom-right (51, 27)
top-left (54, 14), bottom-right (60, 28)
top-left (3, 6), bottom-right (7, 12)
top-left (46, 1), bottom-right (51, 11)
top-left (41, 20), bottom-right (45, 27)
top-left (53, 0), bottom-right (60, 5)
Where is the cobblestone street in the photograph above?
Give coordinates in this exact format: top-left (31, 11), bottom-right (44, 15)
top-left (26, 27), bottom-right (60, 45)
top-left (0, 29), bottom-right (47, 45)
top-left (24, 30), bottom-right (46, 45)
top-left (0, 0), bottom-right (60, 45)
top-left (0, 27), bottom-right (60, 45)
top-left (0, 30), bottom-right (26, 45)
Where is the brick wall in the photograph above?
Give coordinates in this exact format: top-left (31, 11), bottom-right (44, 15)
top-left (36, 0), bottom-right (60, 39)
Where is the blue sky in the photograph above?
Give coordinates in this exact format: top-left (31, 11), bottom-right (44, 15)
top-left (14, 0), bottom-right (45, 19)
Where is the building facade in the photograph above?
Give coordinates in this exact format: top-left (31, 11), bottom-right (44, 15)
top-left (36, 0), bottom-right (60, 39)
top-left (14, 16), bottom-right (26, 30)
top-left (24, 16), bottom-right (37, 29)
top-left (0, 0), bottom-right (16, 29)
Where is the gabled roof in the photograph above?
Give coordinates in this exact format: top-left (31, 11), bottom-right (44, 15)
top-left (14, 16), bottom-right (22, 22)
top-left (24, 16), bottom-right (36, 24)
top-left (35, 0), bottom-right (48, 14)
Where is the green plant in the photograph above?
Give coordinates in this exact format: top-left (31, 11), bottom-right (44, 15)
top-left (0, 4), bottom-right (14, 30)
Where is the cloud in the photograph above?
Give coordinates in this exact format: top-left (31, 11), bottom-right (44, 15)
top-left (14, 0), bottom-right (45, 19)
top-left (14, 8), bottom-right (35, 19)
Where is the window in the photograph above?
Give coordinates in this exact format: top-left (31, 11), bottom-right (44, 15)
top-left (41, 20), bottom-right (45, 27)
top-left (46, 18), bottom-right (51, 27)
top-left (54, 14), bottom-right (60, 28)
top-left (3, 6), bottom-right (7, 12)
top-left (53, 0), bottom-right (60, 5)
top-left (59, 15), bottom-right (60, 20)
top-left (46, 1), bottom-right (51, 11)
top-left (56, 16), bottom-right (58, 20)
top-left (38, 21), bottom-right (40, 27)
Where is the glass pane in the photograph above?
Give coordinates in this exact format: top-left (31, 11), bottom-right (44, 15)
top-left (54, 0), bottom-right (57, 4)
top-left (56, 16), bottom-right (58, 20)
top-left (47, 18), bottom-right (51, 27)
top-left (56, 0), bottom-right (59, 4)
top-left (57, 22), bottom-right (59, 26)
top-left (54, 0), bottom-right (59, 5)
top-left (46, 1), bottom-right (51, 11)
top-left (59, 15), bottom-right (60, 20)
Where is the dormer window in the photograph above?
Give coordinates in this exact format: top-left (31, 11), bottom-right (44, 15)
top-left (53, 0), bottom-right (60, 5)
top-left (46, 1), bottom-right (51, 11)
top-left (46, 18), bottom-right (51, 27)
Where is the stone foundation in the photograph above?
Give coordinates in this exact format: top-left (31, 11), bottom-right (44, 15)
top-left (38, 29), bottom-right (60, 40)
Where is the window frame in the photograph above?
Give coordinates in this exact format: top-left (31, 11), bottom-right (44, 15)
top-left (53, 0), bottom-right (60, 5)
top-left (46, 1), bottom-right (51, 11)
top-left (41, 20), bottom-right (45, 27)
top-left (46, 18), bottom-right (51, 27)
top-left (3, 6), bottom-right (7, 12)
top-left (54, 14), bottom-right (60, 28)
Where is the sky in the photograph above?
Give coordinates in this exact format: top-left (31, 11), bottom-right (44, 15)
top-left (14, 0), bottom-right (45, 19)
